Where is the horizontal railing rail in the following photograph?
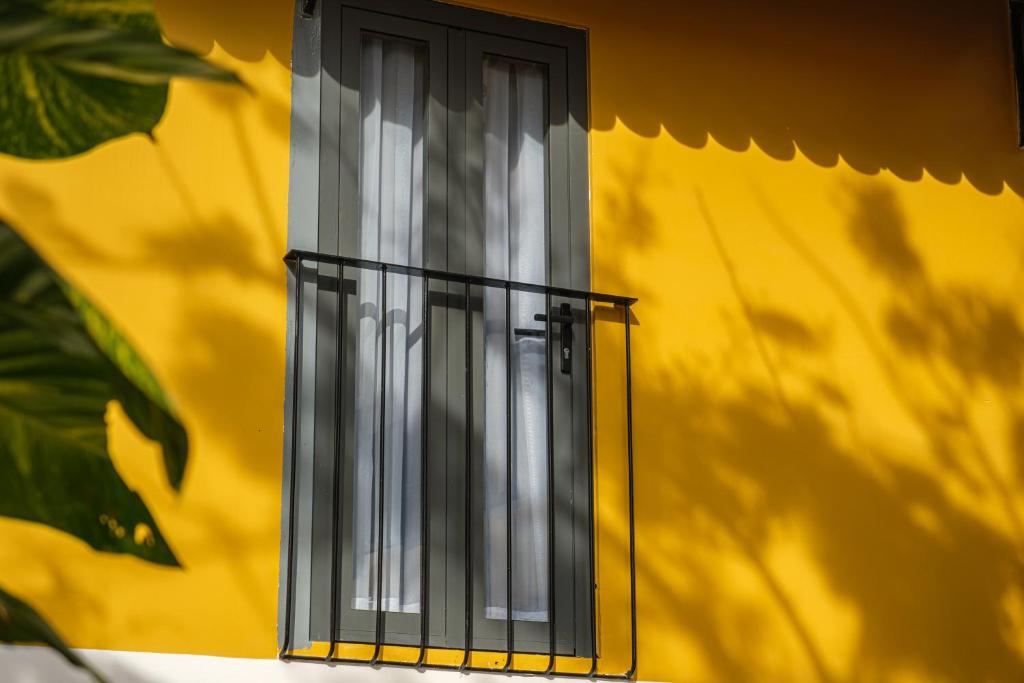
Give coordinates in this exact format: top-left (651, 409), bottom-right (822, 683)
top-left (279, 250), bottom-right (638, 680)
top-left (284, 249), bottom-right (638, 306)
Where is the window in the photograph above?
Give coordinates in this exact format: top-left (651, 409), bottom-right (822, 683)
top-left (280, 0), bottom-right (637, 672)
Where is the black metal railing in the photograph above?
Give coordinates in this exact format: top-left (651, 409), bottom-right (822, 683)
top-left (279, 248), bottom-right (638, 679)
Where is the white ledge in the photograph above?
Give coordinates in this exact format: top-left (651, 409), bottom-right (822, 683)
top-left (1, 645), bottom-right (660, 683)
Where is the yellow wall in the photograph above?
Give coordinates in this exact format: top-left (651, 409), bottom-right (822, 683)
top-left (2, 1), bottom-right (1023, 681)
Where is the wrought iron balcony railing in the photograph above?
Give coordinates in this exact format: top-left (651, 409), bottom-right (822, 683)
top-left (279, 249), bottom-right (637, 679)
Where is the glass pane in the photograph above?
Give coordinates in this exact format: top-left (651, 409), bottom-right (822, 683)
top-left (480, 56), bottom-right (551, 623)
top-left (351, 34), bottom-right (427, 616)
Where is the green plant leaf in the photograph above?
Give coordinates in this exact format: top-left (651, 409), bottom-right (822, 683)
top-left (0, 218), bottom-right (187, 565)
top-left (0, 584), bottom-right (109, 683)
top-left (0, 0), bottom-right (240, 159)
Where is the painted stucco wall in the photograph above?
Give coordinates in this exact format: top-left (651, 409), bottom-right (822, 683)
top-left (2, 1), bottom-right (1023, 681)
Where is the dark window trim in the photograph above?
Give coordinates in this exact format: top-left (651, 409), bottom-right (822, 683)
top-left (280, 0), bottom-right (597, 663)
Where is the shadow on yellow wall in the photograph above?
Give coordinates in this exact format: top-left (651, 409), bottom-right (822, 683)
top-left (154, 0), bottom-right (292, 67)
top-left (156, 0), bottom-right (1024, 196)
top-left (588, 156), bottom-right (1024, 680)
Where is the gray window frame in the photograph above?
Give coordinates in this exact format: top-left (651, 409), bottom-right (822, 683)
top-left (281, 0), bottom-right (593, 658)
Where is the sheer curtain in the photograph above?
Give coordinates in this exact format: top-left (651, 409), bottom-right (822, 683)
top-left (352, 35), bottom-right (426, 614)
top-left (482, 58), bottom-right (550, 622)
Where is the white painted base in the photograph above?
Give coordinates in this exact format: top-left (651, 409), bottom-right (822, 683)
top-left (0, 645), bottom-right (658, 683)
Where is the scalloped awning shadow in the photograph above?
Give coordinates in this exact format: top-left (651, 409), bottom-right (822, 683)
top-left (154, 0), bottom-right (293, 68)
top-left (156, 0), bottom-right (1024, 196)
top-left (582, 0), bottom-right (1024, 195)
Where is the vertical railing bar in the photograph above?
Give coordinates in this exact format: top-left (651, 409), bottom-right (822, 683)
top-left (325, 263), bottom-right (345, 661)
top-left (279, 257), bottom-right (306, 658)
top-left (502, 282), bottom-right (514, 672)
top-left (584, 294), bottom-right (598, 677)
top-left (623, 302), bottom-right (638, 680)
top-left (370, 265), bottom-right (388, 666)
top-left (543, 291), bottom-right (557, 676)
top-left (459, 282), bottom-right (474, 672)
top-left (415, 275), bottom-right (431, 668)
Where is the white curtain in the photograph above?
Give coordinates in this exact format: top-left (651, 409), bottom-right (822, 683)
top-left (482, 59), bottom-right (550, 622)
top-left (352, 36), bottom-right (425, 614)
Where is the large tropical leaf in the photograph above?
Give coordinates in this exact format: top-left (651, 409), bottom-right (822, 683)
top-left (0, 585), bottom-right (108, 683)
top-left (0, 218), bottom-right (187, 565)
top-left (0, 0), bottom-right (240, 159)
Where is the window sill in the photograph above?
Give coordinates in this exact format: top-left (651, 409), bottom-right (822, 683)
top-left (0, 645), bottom-right (664, 682)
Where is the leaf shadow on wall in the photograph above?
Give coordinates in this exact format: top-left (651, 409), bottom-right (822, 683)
top-left (592, 166), bottom-right (1024, 681)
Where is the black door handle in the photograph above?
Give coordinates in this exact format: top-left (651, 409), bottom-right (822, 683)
top-left (534, 311), bottom-right (574, 325)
